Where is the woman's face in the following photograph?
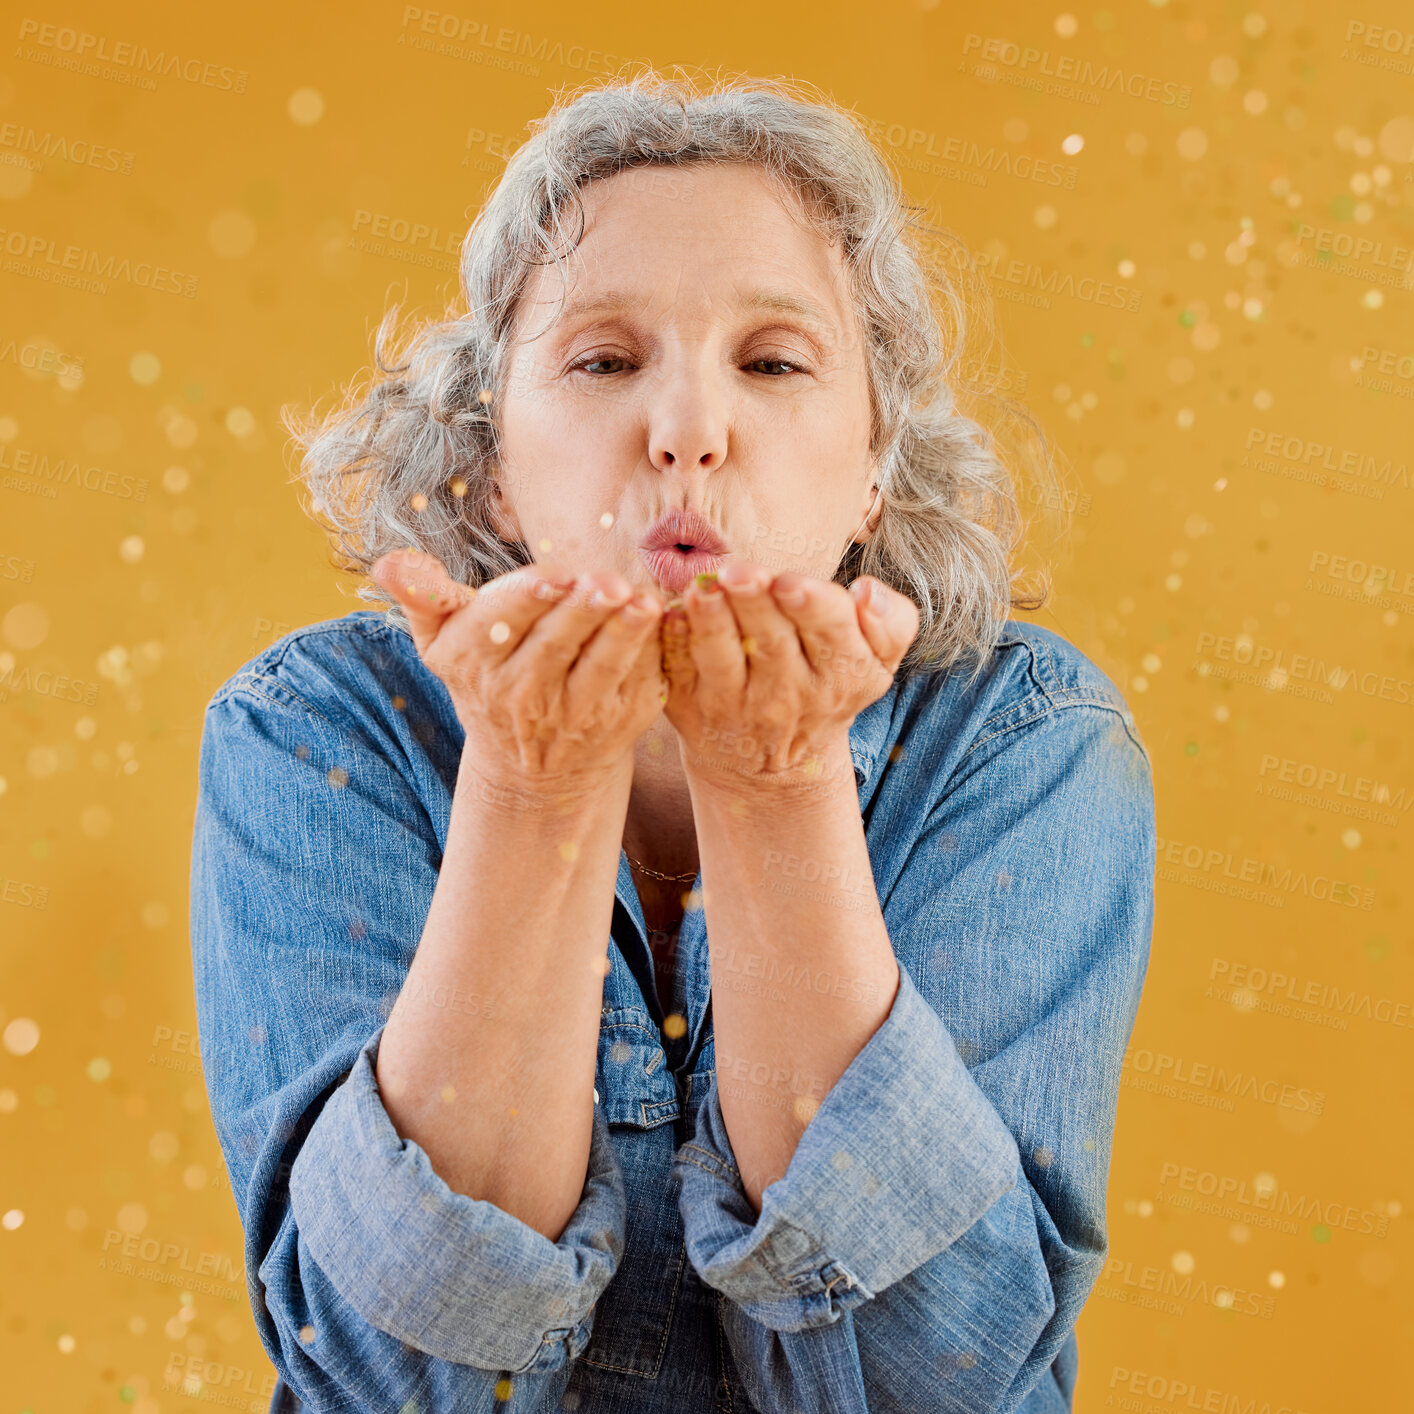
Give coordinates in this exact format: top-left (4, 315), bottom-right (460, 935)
top-left (493, 162), bottom-right (880, 597)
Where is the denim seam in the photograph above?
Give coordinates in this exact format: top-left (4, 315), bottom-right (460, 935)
top-left (580, 1238), bottom-right (687, 1378)
top-left (676, 1145), bottom-right (741, 1188)
top-left (207, 616), bottom-right (400, 712)
top-left (960, 696), bottom-right (1147, 766)
top-left (211, 674), bottom-right (333, 724)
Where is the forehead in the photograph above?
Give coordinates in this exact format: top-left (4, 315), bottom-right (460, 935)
top-left (516, 163), bottom-right (858, 331)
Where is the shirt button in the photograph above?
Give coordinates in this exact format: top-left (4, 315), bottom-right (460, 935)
top-left (593, 1087), bottom-right (600, 1104)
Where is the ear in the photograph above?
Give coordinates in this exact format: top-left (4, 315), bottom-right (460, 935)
top-left (486, 470), bottom-right (524, 544)
top-left (850, 471), bottom-right (884, 545)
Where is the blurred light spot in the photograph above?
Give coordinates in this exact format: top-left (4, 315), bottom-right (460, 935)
top-left (129, 352), bottom-right (161, 386)
top-left (209, 209), bottom-right (256, 258)
top-left (3, 1018), bottom-right (40, 1056)
top-left (1177, 128), bottom-right (1208, 160)
top-left (1, 1209), bottom-right (23, 1231)
top-left (163, 465), bottom-right (190, 494)
top-left (1377, 116), bottom-right (1414, 164)
top-left (115, 1202), bottom-right (147, 1235)
top-left (1171, 1250), bottom-right (1195, 1274)
top-left (288, 87), bottom-right (325, 125)
top-left (119, 535), bottom-right (144, 564)
top-left (1061, 134), bottom-right (1084, 155)
top-left (3, 602), bottom-right (49, 650)
top-left (225, 406), bottom-right (255, 437)
top-left (1209, 55), bottom-right (1239, 87)
top-left (87, 1057), bottom-right (112, 1082)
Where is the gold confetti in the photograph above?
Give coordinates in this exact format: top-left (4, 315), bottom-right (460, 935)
top-left (793, 1096), bottom-right (820, 1125)
top-left (599, 511), bottom-right (614, 528)
top-left (490, 621), bottom-right (511, 644)
top-left (410, 493), bottom-right (428, 512)
top-left (478, 389), bottom-right (494, 405)
top-left (449, 477), bottom-right (468, 498)
top-left (741, 635), bottom-right (757, 655)
top-left (326, 767), bottom-right (349, 788)
top-left (494, 1379), bottom-right (513, 1400)
top-left (559, 841), bottom-right (580, 862)
top-left (441, 1085), bottom-right (456, 1103)
top-left (663, 1013), bottom-right (687, 1039)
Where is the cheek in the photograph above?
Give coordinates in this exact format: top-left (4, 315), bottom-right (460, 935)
top-left (737, 489), bottom-right (858, 581)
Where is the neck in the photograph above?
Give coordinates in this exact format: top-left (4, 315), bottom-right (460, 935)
top-left (623, 715), bottom-right (700, 915)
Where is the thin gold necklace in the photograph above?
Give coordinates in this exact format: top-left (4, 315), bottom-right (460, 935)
top-left (625, 852), bottom-right (698, 883)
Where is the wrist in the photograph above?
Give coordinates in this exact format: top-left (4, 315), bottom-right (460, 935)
top-left (454, 750), bottom-right (633, 821)
top-left (683, 733), bottom-right (857, 812)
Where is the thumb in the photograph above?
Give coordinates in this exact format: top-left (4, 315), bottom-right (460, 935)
top-left (371, 548), bottom-right (474, 656)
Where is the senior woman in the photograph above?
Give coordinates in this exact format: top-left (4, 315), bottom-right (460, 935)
top-left (190, 72), bottom-right (1155, 1414)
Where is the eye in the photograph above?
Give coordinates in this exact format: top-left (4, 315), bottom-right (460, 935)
top-left (573, 352), bottom-right (635, 376)
top-left (745, 356), bottom-right (806, 376)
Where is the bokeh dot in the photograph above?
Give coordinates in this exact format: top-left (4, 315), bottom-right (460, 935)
top-left (1177, 128), bottom-right (1209, 160)
top-left (288, 88), bottom-right (325, 125)
top-left (3, 602), bottom-right (49, 650)
top-left (129, 352), bottom-right (161, 385)
top-left (209, 209), bottom-right (257, 258)
top-left (3, 1018), bottom-right (40, 1056)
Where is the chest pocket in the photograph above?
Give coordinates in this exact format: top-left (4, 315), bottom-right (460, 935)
top-left (580, 1008), bottom-right (688, 1378)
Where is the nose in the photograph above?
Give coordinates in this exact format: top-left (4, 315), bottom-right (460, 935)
top-left (646, 364), bottom-right (728, 476)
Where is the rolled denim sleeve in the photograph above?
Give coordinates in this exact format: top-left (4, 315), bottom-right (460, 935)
top-left (289, 1023), bottom-right (625, 1373)
top-left (674, 963), bottom-right (1017, 1331)
top-left (673, 695), bottom-right (1155, 1414)
top-left (191, 667), bottom-right (626, 1412)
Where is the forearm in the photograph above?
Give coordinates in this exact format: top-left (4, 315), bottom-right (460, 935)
top-left (688, 740), bottom-right (899, 1211)
top-left (375, 750), bottom-right (631, 1241)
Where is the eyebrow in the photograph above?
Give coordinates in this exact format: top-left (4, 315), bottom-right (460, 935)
top-left (552, 286), bottom-right (838, 333)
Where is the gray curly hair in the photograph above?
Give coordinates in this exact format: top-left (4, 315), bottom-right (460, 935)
top-left (283, 67), bottom-right (1057, 677)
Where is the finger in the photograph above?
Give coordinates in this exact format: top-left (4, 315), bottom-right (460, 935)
top-left (660, 600), bottom-right (696, 699)
top-left (564, 587), bottom-right (666, 715)
top-left (510, 570), bottom-right (639, 683)
top-left (714, 561), bottom-right (801, 675)
top-left (681, 574), bottom-right (747, 696)
top-left (435, 563), bottom-right (577, 671)
top-left (768, 573), bottom-right (875, 689)
top-left (848, 577), bottom-right (921, 672)
top-left (371, 548), bottom-right (477, 657)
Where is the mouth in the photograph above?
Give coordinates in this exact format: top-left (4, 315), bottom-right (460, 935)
top-left (637, 508), bottom-right (728, 595)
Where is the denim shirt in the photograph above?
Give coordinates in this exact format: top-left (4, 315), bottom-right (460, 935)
top-left (189, 608), bottom-right (1155, 1414)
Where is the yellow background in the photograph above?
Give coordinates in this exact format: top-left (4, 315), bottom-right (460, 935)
top-left (1, 0), bottom-right (1410, 1408)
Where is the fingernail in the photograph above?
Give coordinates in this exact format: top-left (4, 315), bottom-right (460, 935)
top-left (533, 579), bottom-right (569, 601)
top-left (722, 571), bottom-right (762, 595)
top-left (865, 587), bottom-right (894, 618)
top-left (622, 592), bottom-right (657, 619)
top-left (773, 578), bottom-right (807, 607)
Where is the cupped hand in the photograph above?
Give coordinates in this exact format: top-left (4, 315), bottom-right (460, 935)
top-left (660, 561), bottom-right (921, 795)
top-left (371, 549), bottom-right (668, 797)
